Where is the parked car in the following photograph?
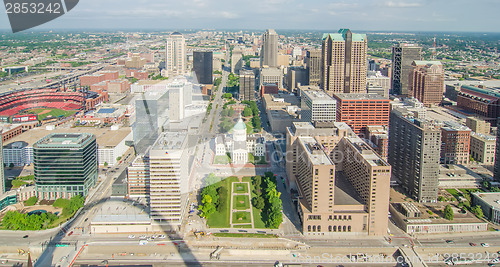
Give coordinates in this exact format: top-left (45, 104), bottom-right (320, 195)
top-left (482, 243), bottom-right (490, 247)
top-left (128, 235), bottom-right (135, 239)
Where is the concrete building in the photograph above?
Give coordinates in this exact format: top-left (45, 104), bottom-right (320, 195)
top-left (169, 86), bottom-right (184, 122)
top-left (440, 121), bottom-right (471, 165)
top-left (239, 70), bottom-right (256, 101)
top-left (231, 49), bottom-right (243, 74)
top-left (388, 111), bottom-right (441, 203)
top-left (471, 192), bottom-right (500, 225)
top-left (367, 71), bottom-right (390, 98)
top-left (445, 84), bottom-right (461, 101)
top-left (470, 132), bottom-right (496, 165)
top-left (165, 32), bottom-right (186, 77)
top-left (321, 29), bottom-right (367, 95)
top-left (193, 51), bottom-right (213, 84)
top-left (364, 125), bottom-right (389, 160)
top-left (262, 93), bottom-right (300, 133)
top-left (127, 155), bottom-right (150, 199)
top-left (286, 67), bottom-right (307, 92)
top-left (391, 97), bottom-right (427, 119)
top-left (466, 117), bottom-right (491, 135)
top-left (391, 43), bottom-right (422, 96)
top-left (34, 133), bottom-right (98, 200)
top-left (2, 141), bottom-right (31, 167)
top-left (408, 61), bottom-right (444, 106)
top-left (306, 49), bottom-right (321, 86)
top-left (333, 93), bottom-right (390, 134)
top-left (286, 122), bottom-right (391, 236)
top-left (261, 29), bottom-right (278, 68)
top-left (495, 120), bottom-right (500, 182)
top-left (259, 67), bottom-right (283, 89)
top-left (299, 86), bottom-right (337, 123)
top-left (149, 132), bottom-right (189, 231)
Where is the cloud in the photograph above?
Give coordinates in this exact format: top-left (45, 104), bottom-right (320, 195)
top-left (382, 1), bottom-right (423, 7)
top-left (328, 2), bottom-right (359, 9)
top-left (220, 11), bottom-right (239, 19)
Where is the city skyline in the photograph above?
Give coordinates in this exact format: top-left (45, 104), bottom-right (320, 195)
top-left (1, 0), bottom-right (500, 32)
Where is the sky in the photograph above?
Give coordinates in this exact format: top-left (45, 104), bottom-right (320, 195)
top-left (1, 0), bottom-right (500, 32)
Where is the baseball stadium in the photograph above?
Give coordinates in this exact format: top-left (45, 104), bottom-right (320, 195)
top-left (0, 88), bottom-right (106, 123)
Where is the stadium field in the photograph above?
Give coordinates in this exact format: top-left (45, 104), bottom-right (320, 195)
top-left (26, 108), bottom-right (77, 121)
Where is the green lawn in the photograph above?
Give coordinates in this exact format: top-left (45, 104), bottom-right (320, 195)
top-left (28, 108), bottom-right (77, 121)
top-left (254, 156), bottom-right (268, 165)
top-left (245, 121), bottom-right (254, 134)
top-left (234, 224), bottom-right (253, 228)
top-left (213, 233), bottom-right (277, 238)
top-left (234, 183), bottom-right (248, 193)
top-left (214, 155), bottom-right (230, 164)
top-left (445, 189), bottom-right (462, 199)
top-left (233, 195), bottom-right (250, 210)
top-left (232, 211), bottom-right (252, 224)
top-left (253, 207), bottom-right (266, 229)
top-left (206, 176), bottom-right (238, 228)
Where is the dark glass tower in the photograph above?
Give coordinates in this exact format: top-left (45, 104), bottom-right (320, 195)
top-left (193, 51), bottom-right (213, 84)
top-left (34, 133), bottom-right (97, 199)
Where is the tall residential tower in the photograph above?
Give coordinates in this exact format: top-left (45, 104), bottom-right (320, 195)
top-left (261, 29), bottom-right (278, 68)
top-left (165, 32), bottom-right (186, 77)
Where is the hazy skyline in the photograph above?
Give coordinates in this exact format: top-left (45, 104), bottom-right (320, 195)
top-left (1, 0), bottom-right (500, 32)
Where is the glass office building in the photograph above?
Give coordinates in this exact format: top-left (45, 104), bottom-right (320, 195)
top-left (34, 133), bottom-right (98, 200)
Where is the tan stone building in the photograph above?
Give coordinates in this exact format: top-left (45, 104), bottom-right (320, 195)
top-left (321, 29), bottom-right (367, 95)
top-left (470, 132), bottom-right (496, 165)
top-left (466, 117), bottom-right (491, 135)
top-left (286, 122), bottom-right (391, 236)
top-left (408, 61), bottom-right (444, 106)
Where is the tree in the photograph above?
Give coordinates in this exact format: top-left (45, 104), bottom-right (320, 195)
top-left (216, 186), bottom-right (228, 212)
top-left (482, 180), bottom-right (491, 189)
top-left (252, 116), bottom-right (261, 131)
top-left (228, 107), bottom-right (235, 117)
top-left (200, 194), bottom-right (216, 219)
top-left (221, 109), bottom-right (229, 117)
top-left (471, 205), bottom-right (484, 218)
top-left (223, 93), bottom-right (232, 99)
top-left (24, 196), bottom-right (38, 206)
top-left (9, 163), bottom-right (14, 168)
top-left (242, 106), bottom-right (252, 117)
top-left (491, 187), bottom-right (500, 192)
top-left (104, 162), bottom-right (108, 167)
top-left (252, 196), bottom-right (265, 210)
top-left (444, 205), bottom-right (454, 221)
top-left (204, 173), bottom-right (221, 187)
top-left (252, 175), bottom-right (262, 190)
top-left (438, 196), bottom-right (445, 202)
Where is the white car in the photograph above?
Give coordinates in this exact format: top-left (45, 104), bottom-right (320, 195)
top-left (491, 258), bottom-right (500, 263)
top-left (128, 235), bottom-right (135, 239)
top-left (158, 235), bottom-right (166, 239)
top-left (482, 243), bottom-right (490, 247)
top-left (139, 235), bottom-right (147, 239)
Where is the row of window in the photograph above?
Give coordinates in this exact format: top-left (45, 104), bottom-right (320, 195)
top-left (308, 225), bottom-right (352, 232)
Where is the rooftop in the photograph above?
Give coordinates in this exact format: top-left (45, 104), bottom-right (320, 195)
top-left (298, 136), bottom-right (334, 165)
top-left (35, 133), bottom-right (94, 148)
top-left (300, 87), bottom-right (337, 103)
top-left (473, 192), bottom-right (500, 210)
top-left (4, 127), bottom-right (132, 148)
top-left (441, 121), bottom-right (471, 132)
top-left (152, 132), bottom-right (187, 151)
top-left (471, 132), bottom-right (496, 141)
top-left (334, 93), bottom-right (388, 101)
top-left (345, 136), bottom-right (389, 167)
top-left (322, 29), bottom-right (366, 42)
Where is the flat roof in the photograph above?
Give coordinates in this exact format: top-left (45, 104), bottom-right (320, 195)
top-left (152, 132), bottom-right (187, 151)
top-left (301, 88), bottom-right (336, 104)
top-left (298, 136), bottom-right (333, 165)
top-left (334, 93), bottom-right (388, 100)
top-left (473, 192), bottom-right (500, 210)
top-left (345, 136), bottom-right (389, 167)
top-left (35, 133), bottom-right (94, 148)
top-left (334, 171), bottom-right (365, 206)
top-left (4, 127), bottom-right (132, 148)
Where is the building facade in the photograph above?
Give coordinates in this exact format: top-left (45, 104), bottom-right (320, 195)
top-left (495, 119), bottom-right (500, 182)
top-left (299, 86), bottom-right (337, 123)
top-left (321, 29), bottom-right (367, 95)
top-left (239, 70), bottom-right (256, 101)
top-left (333, 93), bottom-right (390, 134)
top-left (470, 132), bottom-right (496, 165)
top-left (472, 192), bottom-right (500, 225)
top-left (0, 128), bottom-right (3, 194)
top-left (149, 132), bottom-right (189, 231)
top-left (306, 49), bottom-right (321, 86)
top-left (193, 51), bottom-right (213, 84)
top-left (33, 133), bottom-right (98, 200)
top-left (408, 61), bottom-right (444, 106)
top-left (457, 85), bottom-right (500, 124)
top-left (440, 122), bottom-right (471, 165)
top-left (466, 116), bottom-right (491, 135)
top-left (165, 32), bottom-right (186, 77)
top-left (391, 43), bottom-right (422, 96)
top-left (127, 155), bottom-right (150, 199)
top-left (261, 29), bottom-right (278, 68)
top-left (259, 67), bottom-right (283, 89)
top-left (388, 111), bottom-right (441, 202)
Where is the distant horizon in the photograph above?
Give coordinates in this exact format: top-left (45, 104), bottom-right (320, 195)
top-left (1, 0), bottom-right (499, 34)
top-left (1, 28), bottom-right (500, 35)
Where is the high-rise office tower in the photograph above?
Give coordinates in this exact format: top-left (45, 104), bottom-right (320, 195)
top-left (34, 133), bottom-right (98, 200)
top-left (260, 29), bottom-right (278, 68)
top-left (134, 91), bottom-right (169, 154)
top-left (494, 120), bottom-right (500, 182)
top-left (169, 86), bottom-right (184, 122)
top-left (193, 51), bottom-right (213, 84)
top-left (321, 29), bottom-right (367, 95)
top-left (149, 132), bottom-right (189, 231)
top-left (165, 32), bottom-right (186, 77)
top-left (306, 49), bottom-right (321, 86)
top-left (0, 128), bottom-right (4, 195)
top-left (408, 61), bottom-right (444, 106)
top-left (127, 155), bottom-right (150, 199)
top-left (391, 43), bottom-right (422, 96)
top-left (239, 70), bottom-right (255, 101)
top-left (388, 110), bottom-right (441, 203)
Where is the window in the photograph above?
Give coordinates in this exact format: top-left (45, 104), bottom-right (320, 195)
top-left (313, 225), bottom-right (316, 232)
top-left (333, 226), bottom-right (337, 232)
top-left (328, 226), bottom-right (332, 232)
top-left (317, 225), bottom-right (321, 232)
top-left (308, 225), bottom-right (311, 232)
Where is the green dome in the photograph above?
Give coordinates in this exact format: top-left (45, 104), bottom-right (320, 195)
top-left (234, 118), bottom-right (246, 130)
